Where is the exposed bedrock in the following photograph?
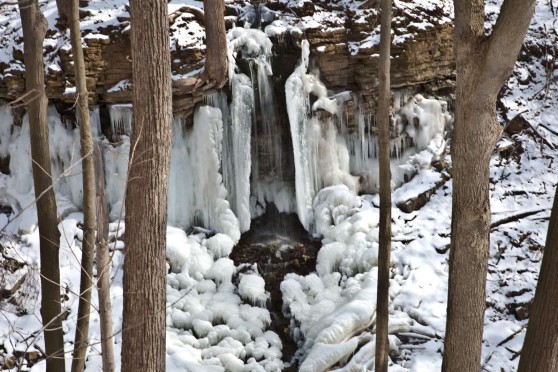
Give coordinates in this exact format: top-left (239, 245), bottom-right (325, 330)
top-left (0, 0), bottom-right (455, 122)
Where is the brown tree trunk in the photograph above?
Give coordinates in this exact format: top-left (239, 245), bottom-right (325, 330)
top-left (518, 185), bottom-right (558, 371)
top-left (443, 1), bottom-right (535, 371)
top-left (55, 0), bottom-right (69, 28)
top-left (68, 0), bottom-right (97, 369)
top-left (375, 0), bottom-right (392, 371)
top-left (121, 0), bottom-right (173, 370)
top-left (93, 143), bottom-right (115, 372)
top-left (18, 1), bottom-right (65, 370)
top-left (203, 0), bottom-right (228, 85)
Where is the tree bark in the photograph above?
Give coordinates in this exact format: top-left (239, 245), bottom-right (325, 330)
top-left (121, 0), bottom-right (173, 370)
top-left (18, 1), bottom-right (65, 370)
top-left (443, 1), bottom-right (535, 371)
top-left (68, 0), bottom-right (97, 369)
top-left (375, 0), bottom-right (392, 371)
top-left (517, 185), bottom-right (558, 371)
top-left (93, 143), bottom-right (115, 372)
top-left (203, 0), bottom-right (228, 85)
top-left (55, 0), bottom-right (68, 28)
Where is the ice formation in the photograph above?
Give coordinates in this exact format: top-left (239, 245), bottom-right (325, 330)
top-left (286, 40), bottom-right (360, 231)
top-left (168, 105), bottom-right (240, 242)
top-left (280, 186), bottom-right (383, 370)
top-left (228, 26), bottom-right (295, 218)
top-left (108, 103), bottom-right (132, 137)
top-left (166, 226), bottom-right (284, 371)
top-left (220, 74), bottom-right (254, 233)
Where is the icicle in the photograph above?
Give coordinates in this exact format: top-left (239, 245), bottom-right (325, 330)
top-left (108, 104), bottom-right (132, 136)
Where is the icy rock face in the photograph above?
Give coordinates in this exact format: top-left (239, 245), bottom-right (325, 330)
top-left (166, 226), bottom-right (284, 372)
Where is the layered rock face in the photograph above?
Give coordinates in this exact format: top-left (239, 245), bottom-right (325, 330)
top-left (0, 0), bottom-right (455, 120)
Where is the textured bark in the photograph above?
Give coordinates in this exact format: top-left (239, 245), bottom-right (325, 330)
top-left (93, 143), bottom-right (115, 372)
top-left (374, 0), bottom-right (392, 371)
top-left (518, 186), bottom-right (558, 371)
top-left (443, 1), bottom-right (535, 371)
top-left (121, 0), bottom-right (173, 370)
top-left (68, 0), bottom-right (97, 370)
top-left (203, 0), bottom-right (228, 85)
top-left (55, 0), bottom-right (68, 27)
top-left (18, 1), bottom-right (65, 371)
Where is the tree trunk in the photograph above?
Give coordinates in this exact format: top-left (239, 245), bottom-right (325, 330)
top-left (93, 143), bottom-right (115, 372)
top-left (121, 0), bottom-right (173, 370)
top-left (443, 1), bottom-right (535, 371)
top-left (68, 0), bottom-right (97, 369)
top-left (55, 0), bottom-right (68, 28)
top-left (18, 1), bottom-right (65, 371)
top-left (517, 185), bottom-right (558, 371)
top-left (375, 0), bottom-right (392, 371)
top-left (203, 0), bottom-right (228, 85)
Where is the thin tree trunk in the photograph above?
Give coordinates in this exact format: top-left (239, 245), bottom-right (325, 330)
top-left (203, 0), bottom-right (228, 85)
top-left (517, 185), bottom-right (558, 371)
top-left (121, 0), bottom-right (173, 370)
top-left (443, 1), bottom-right (535, 371)
top-left (18, 1), bottom-right (65, 370)
top-left (375, 0), bottom-right (392, 371)
top-left (68, 0), bottom-right (96, 369)
top-left (93, 143), bottom-right (115, 372)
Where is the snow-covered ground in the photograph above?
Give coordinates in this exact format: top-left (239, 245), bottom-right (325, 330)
top-left (1, 0), bottom-right (557, 371)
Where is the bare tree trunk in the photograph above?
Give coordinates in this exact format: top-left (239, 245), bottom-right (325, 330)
top-left (517, 185), bottom-right (558, 371)
top-left (121, 0), bottom-right (173, 370)
top-left (375, 0), bottom-right (392, 371)
top-left (18, 1), bottom-right (65, 370)
top-left (55, 0), bottom-right (68, 28)
top-left (68, 0), bottom-right (96, 369)
top-left (203, 0), bottom-right (228, 85)
top-left (443, 1), bottom-right (535, 371)
top-left (93, 143), bottom-right (115, 372)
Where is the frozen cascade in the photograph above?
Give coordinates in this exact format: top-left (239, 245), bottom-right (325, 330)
top-left (285, 39), bottom-right (354, 232)
top-left (8, 106), bottom-right (83, 207)
top-left (103, 136), bottom-right (129, 220)
top-left (228, 27), bottom-right (295, 217)
top-left (167, 105), bottom-right (241, 242)
top-left (250, 59), bottom-right (293, 215)
top-left (167, 117), bottom-right (193, 227)
top-left (108, 103), bottom-right (132, 137)
top-left (229, 74), bottom-right (254, 232)
top-left (0, 107), bottom-right (13, 159)
top-left (341, 92), bottom-right (451, 192)
top-left (5, 109), bottom-right (33, 194)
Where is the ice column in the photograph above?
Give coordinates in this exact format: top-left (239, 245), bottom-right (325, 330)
top-left (285, 40), bottom-right (340, 231)
top-left (229, 74), bottom-right (254, 232)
